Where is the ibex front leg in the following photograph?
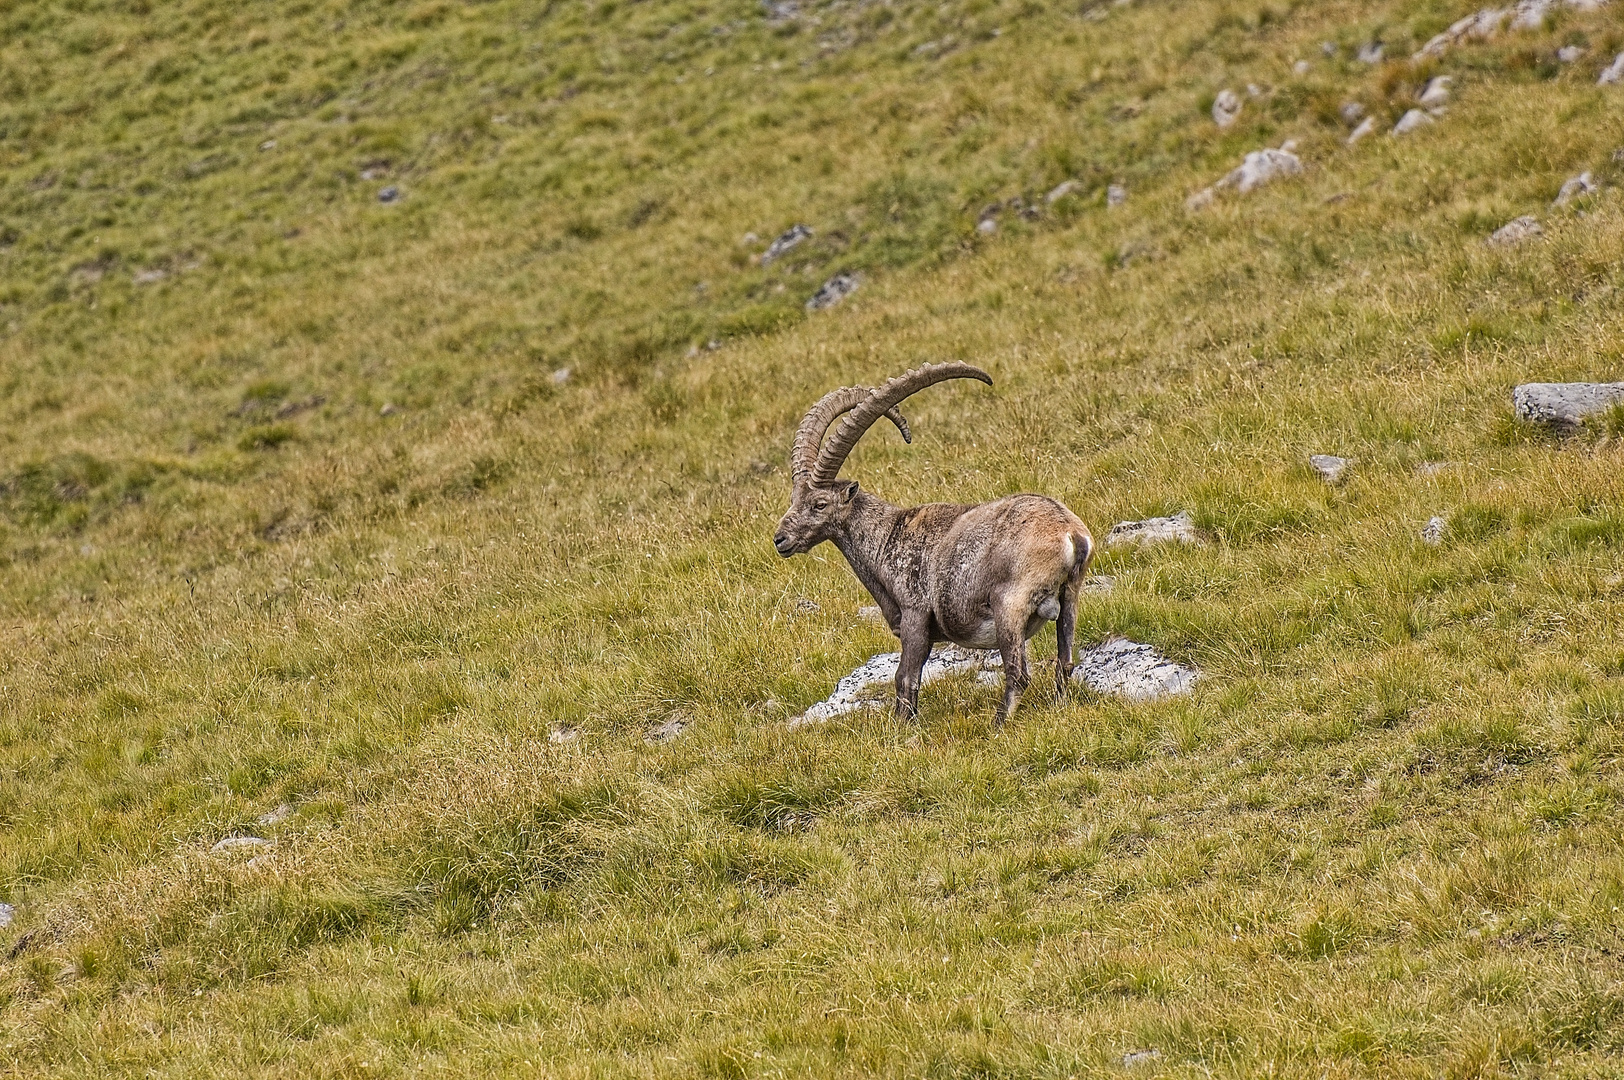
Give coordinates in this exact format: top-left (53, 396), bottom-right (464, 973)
top-left (895, 610), bottom-right (932, 721)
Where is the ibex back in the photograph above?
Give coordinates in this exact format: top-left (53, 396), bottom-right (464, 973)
top-left (774, 363), bottom-right (1094, 726)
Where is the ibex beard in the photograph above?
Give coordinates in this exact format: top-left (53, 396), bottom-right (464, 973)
top-left (775, 363), bottom-right (1095, 727)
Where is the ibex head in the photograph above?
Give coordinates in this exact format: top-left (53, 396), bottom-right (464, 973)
top-left (773, 363), bottom-right (992, 557)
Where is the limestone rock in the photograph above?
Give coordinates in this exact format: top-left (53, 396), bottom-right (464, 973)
top-left (789, 645), bottom-right (988, 727)
top-left (1356, 41), bottom-right (1385, 63)
top-left (1393, 109), bottom-right (1434, 135)
top-left (1347, 117), bottom-right (1377, 145)
top-left (1487, 216), bottom-right (1543, 245)
top-left (1309, 454), bottom-right (1352, 483)
top-left (794, 597), bottom-right (821, 614)
top-left (1419, 76), bottom-right (1453, 109)
top-left (1598, 52), bottom-right (1624, 84)
top-left (806, 272), bottom-right (859, 311)
top-left (1212, 89), bottom-right (1242, 129)
top-left (1415, 8), bottom-right (1508, 59)
top-left (857, 605), bottom-right (885, 623)
top-left (1554, 172), bottom-right (1598, 206)
top-left (1123, 1049), bottom-right (1163, 1068)
top-left (257, 804), bottom-right (293, 826)
top-left (1045, 179), bottom-right (1080, 204)
top-left (1216, 146), bottom-right (1302, 194)
top-left (1511, 381), bottom-right (1624, 425)
top-left (378, 186), bottom-right (400, 203)
top-left (133, 268), bottom-right (167, 285)
top-left (1509, 0), bottom-right (1552, 29)
top-left (1416, 461), bottom-right (1457, 477)
top-left (0, 902), bottom-right (12, 928)
top-left (1107, 183), bottom-right (1127, 207)
top-left (647, 717), bottom-right (687, 743)
top-left (211, 836), bottom-right (269, 854)
top-left (1422, 516), bottom-right (1448, 545)
top-left (1185, 187), bottom-right (1216, 211)
top-left (1072, 638), bottom-right (1198, 700)
top-left (1339, 101), bottom-right (1366, 124)
top-left (761, 223), bottom-right (812, 264)
top-left (1107, 511), bottom-right (1198, 547)
top-left (551, 366), bottom-right (572, 386)
top-left (977, 218), bottom-right (998, 234)
top-left (1557, 44), bottom-right (1587, 62)
top-left (1294, 59), bottom-right (1312, 75)
top-left (549, 725), bottom-right (580, 744)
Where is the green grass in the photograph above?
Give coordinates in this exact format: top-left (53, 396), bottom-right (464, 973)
top-left (2, 0), bottom-right (1624, 1075)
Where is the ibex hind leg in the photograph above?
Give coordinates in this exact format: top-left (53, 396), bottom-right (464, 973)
top-left (992, 599), bottom-right (1032, 729)
top-left (1055, 532), bottom-right (1092, 700)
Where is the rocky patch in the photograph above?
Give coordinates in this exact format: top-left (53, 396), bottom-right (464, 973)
top-left (1512, 381), bottom-right (1624, 425)
top-left (1107, 511), bottom-right (1198, 547)
top-left (1487, 216), bottom-right (1542, 245)
top-left (1212, 89), bottom-right (1243, 129)
top-left (806, 272), bottom-right (859, 310)
top-left (1071, 638), bottom-right (1199, 700)
top-left (1310, 454), bottom-right (1352, 483)
top-left (761, 224), bottom-right (813, 264)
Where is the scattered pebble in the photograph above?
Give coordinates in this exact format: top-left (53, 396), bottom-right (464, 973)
top-left (761, 223), bottom-right (813, 265)
top-left (1185, 187), bottom-right (1215, 211)
top-left (1554, 172), bottom-right (1598, 206)
top-left (551, 366), bottom-right (572, 386)
top-left (1107, 511), bottom-right (1199, 547)
top-left (1216, 146), bottom-right (1302, 194)
top-left (1082, 574), bottom-right (1114, 594)
top-left (1212, 88), bottom-right (1243, 129)
top-left (794, 598), bottom-right (821, 614)
top-left (1356, 41), bottom-right (1385, 63)
top-left (380, 402), bottom-right (400, 416)
top-left (211, 836), bottom-right (269, 854)
top-left (1106, 183), bottom-right (1127, 207)
top-left (1321, 41), bottom-right (1338, 57)
top-left (1340, 101), bottom-right (1367, 124)
top-left (1418, 75), bottom-right (1453, 109)
top-left (1246, 83), bottom-right (1264, 98)
top-left (741, 231), bottom-right (759, 246)
top-left (360, 166), bottom-right (387, 180)
top-left (1309, 454), bottom-right (1352, 483)
top-left (1045, 179), bottom-right (1080, 204)
top-left (378, 186), bottom-right (400, 203)
top-left (1422, 515), bottom-right (1449, 545)
top-left (1123, 1049), bottom-right (1162, 1068)
top-left (1347, 116), bottom-right (1378, 144)
top-left (1486, 215), bottom-right (1543, 245)
top-left (806, 272), bottom-right (859, 311)
top-left (1392, 109), bottom-right (1434, 135)
top-left (647, 717), bottom-right (687, 743)
top-left (259, 139), bottom-right (277, 151)
top-left (977, 218), bottom-right (999, 234)
top-left (0, 902), bottom-right (12, 928)
top-left (1557, 44), bottom-right (1587, 62)
top-left (257, 804), bottom-right (293, 826)
top-left (549, 726), bottom-right (580, 745)
top-left (1511, 381), bottom-right (1624, 425)
top-left (1294, 59), bottom-right (1312, 75)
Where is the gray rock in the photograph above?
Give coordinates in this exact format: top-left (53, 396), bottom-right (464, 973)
top-left (211, 836), bottom-right (269, 854)
top-left (1599, 52), bottom-right (1624, 85)
top-left (1185, 187), bottom-right (1216, 211)
top-left (761, 223), bottom-right (812, 264)
top-left (1557, 44), bottom-right (1587, 63)
top-left (1415, 8), bottom-right (1508, 59)
top-left (790, 644), bottom-right (989, 727)
top-left (1321, 41), bottom-right (1337, 56)
top-left (257, 804), bottom-right (293, 826)
top-left (1107, 511), bottom-right (1198, 547)
top-left (1045, 179), bottom-right (1080, 204)
top-left (977, 218), bottom-right (998, 234)
top-left (1347, 117), bottom-right (1378, 145)
top-left (1309, 454), bottom-right (1352, 483)
top-left (133, 268), bottom-right (167, 285)
top-left (1392, 109), bottom-right (1434, 135)
top-left (1212, 88), bottom-right (1243, 129)
top-left (1123, 1049), bottom-right (1162, 1068)
top-left (379, 402), bottom-right (400, 416)
top-left (1073, 638), bottom-right (1197, 700)
top-left (1082, 574), bottom-right (1114, 594)
top-left (806, 272), bottom-right (859, 311)
top-left (551, 366), bottom-right (572, 385)
top-left (1509, 0), bottom-right (1552, 30)
top-left (1340, 101), bottom-right (1367, 124)
top-left (259, 139), bottom-right (277, 151)
top-left (1294, 59), bottom-right (1312, 75)
top-left (1422, 516), bottom-right (1448, 545)
top-left (1511, 381), bottom-right (1624, 425)
top-left (647, 717), bottom-right (687, 743)
top-left (1418, 76), bottom-right (1453, 108)
top-left (549, 725), bottom-right (580, 744)
top-left (1247, 83), bottom-right (1264, 98)
top-left (1106, 183), bottom-right (1127, 207)
top-left (0, 901), bottom-right (12, 928)
top-left (794, 597), bottom-right (821, 614)
top-left (1356, 42), bottom-right (1385, 63)
top-left (1216, 147), bottom-right (1302, 194)
top-left (1554, 172), bottom-right (1598, 207)
top-left (1487, 215), bottom-right (1543, 245)
top-left (378, 186), bottom-right (400, 203)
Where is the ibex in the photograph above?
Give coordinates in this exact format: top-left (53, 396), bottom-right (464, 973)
top-left (774, 363), bottom-right (1094, 726)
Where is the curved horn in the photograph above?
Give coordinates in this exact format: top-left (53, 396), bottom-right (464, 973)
top-left (811, 362), bottom-right (992, 484)
top-left (791, 386), bottom-right (911, 488)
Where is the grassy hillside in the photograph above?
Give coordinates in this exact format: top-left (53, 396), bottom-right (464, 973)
top-left (2, 0), bottom-right (1623, 1074)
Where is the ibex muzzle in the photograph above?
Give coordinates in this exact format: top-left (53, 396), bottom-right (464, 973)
top-left (776, 363), bottom-right (1094, 726)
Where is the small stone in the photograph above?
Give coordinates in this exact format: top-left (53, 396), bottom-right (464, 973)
top-left (360, 166), bottom-right (387, 180)
top-left (1073, 639), bottom-right (1198, 700)
top-left (211, 836), bottom-right (269, 854)
top-left (647, 717), bottom-right (687, 743)
top-left (380, 402), bottom-right (400, 416)
top-left (1339, 101), bottom-right (1366, 124)
top-left (1106, 183), bottom-right (1127, 207)
top-left (1185, 187), bottom-right (1216, 211)
top-left (1554, 172), bottom-right (1598, 207)
top-left (1215, 146), bottom-right (1302, 194)
top-left (1512, 381), bottom-right (1624, 425)
top-left (1347, 116), bottom-right (1378, 145)
top-left (1106, 511), bottom-right (1198, 547)
top-left (1418, 76), bottom-right (1453, 108)
top-left (1123, 1049), bottom-right (1162, 1068)
top-left (1392, 109), bottom-right (1434, 135)
top-left (0, 902), bottom-right (12, 928)
top-left (741, 231), bottom-right (759, 245)
top-left (1081, 575), bottom-right (1114, 594)
top-left (1321, 41), bottom-right (1337, 56)
top-left (1294, 59), bottom-right (1311, 75)
top-left (1557, 44), bottom-right (1586, 63)
top-left (378, 186), bottom-right (400, 203)
top-left (1599, 52), bottom-right (1624, 85)
top-left (1356, 41), bottom-right (1385, 63)
top-left (1247, 83), bottom-right (1264, 98)
top-left (794, 598), bottom-right (821, 614)
top-left (549, 726), bottom-right (580, 745)
top-left (551, 366), bottom-right (572, 385)
top-left (257, 804), bottom-right (293, 826)
top-left (761, 223), bottom-right (812, 264)
top-left (1044, 179), bottom-right (1080, 204)
top-left (977, 218), bottom-right (998, 234)
top-left (1309, 454), bottom-right (1352, 483)
top-left (133, 268), bottom-right (167, 284)
top-left (1487, 215), bottom-right (1543, 245)
top-left (806, 272), bottom-right (859, 311)
top-left (1212, 88), bottom-right (1243, 129)
top-left (1422, 516), bottom-right (1448, 545)
top-left (857, 605), bottom-right (884, 623)
top-left (259, 139), bottom-right (277, 151)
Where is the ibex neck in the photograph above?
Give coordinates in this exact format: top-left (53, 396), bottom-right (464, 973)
top-left (830, 491), bottom-right (907, 597)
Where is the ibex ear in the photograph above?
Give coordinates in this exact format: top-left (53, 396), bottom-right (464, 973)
top-left (840, 480), bottom-right (859, 502)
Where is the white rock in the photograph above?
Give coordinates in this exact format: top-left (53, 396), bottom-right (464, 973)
top-left (259, 139), bottom-right (277, 151)
top-left (1557, 45), bottom-right (1586, 62)
top-left (1247, 83), bottom-right (1264, 98)
top-left (1510, 0), bottom-right (1552, 29)
top-left (211, 836), bottom-right (269, 854)
top-left (0, 901), bottom-right (12, 928)
top-left (551, 366), bottom-right (572, 386)
top-left (1185, 187), bottom-right (1216, 211)
top-left (1072, 638), bottom-right (1198, 700)
top-left (1512, 381), bottom-right (1624, 425)
top-left (1415, 8), bottom-right (1509, 59)
top-left (1599, 52), bottom-right (1624, 84)
top-left (1044, 179), bottom-right (1080, 204)
top-left (1279, 138), bottom-right (1299, 154)
top-left (1356, 42), bottom-right (1385, 63)
top-left (1347, 116), bottom-right (1377, 145)
top-left (806, 272), bottom-right (859, 311)
top-left (133, 268), bottom-right (167, 285)
top-left (1309, 454), bottom-right (1352, 483)
top-left (1212, 88), bottom-right (1243, 129)
top-left (1123, 1049), bottom-right (1163, 1068)
top-left (647, 717), bottom-right (686, 743)
top-left (1340, 101), bottom-right (1366, 124)
top-left (1106, 183), bottom-right (1127, 207)
top-left (1107, 511), bottom-right (1198, 547)
top-left (549, 726), bottom-right (580, 744)
top-left (1416, 461), bottom-right (1456, 477)
top-left (1392, 109), bottom-right (1434, 135)
top-left (1554, 172), bottom-right (1598, 206)
top-left (1422, 516), bottom-right (1448, 545)
top-left (1215, 147), bottom-right (1302, 194)
top-left (1294, 59), bottom-right (1311, 75)
top-left (256, 804), bottom-right (293, 826)
top-left (977, 218), bottom-right (998, 234)
top-left (1487, 215), bottom-right (1543, 245)
top-left (1082, 575), bottom-right (1115, 595)
top-left (789, 644), bottom-right (990, 727)
top-left (1418, 76), bottom-right (1453, 108)
top-left (761, 223), bottom-right (812, 264)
